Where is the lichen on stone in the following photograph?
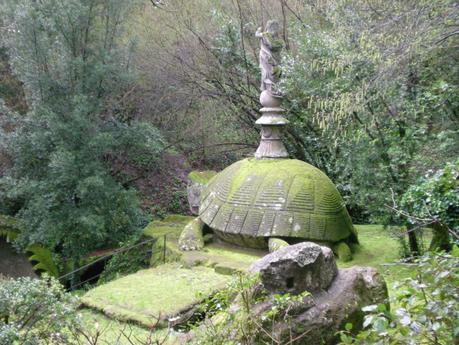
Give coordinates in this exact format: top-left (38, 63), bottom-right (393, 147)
top-left (178, 217), bottom-right (205, 251)
top-left (199, 158), bottom-right (358, 246)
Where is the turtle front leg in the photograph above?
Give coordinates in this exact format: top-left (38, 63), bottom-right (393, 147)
top-left (268, 237), bottom-right (289, 253)
top-left (179, 217), bottom-right (205, 251)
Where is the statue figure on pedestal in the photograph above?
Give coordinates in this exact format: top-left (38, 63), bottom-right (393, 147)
top-left (255, 20), bottom-right (283, 95)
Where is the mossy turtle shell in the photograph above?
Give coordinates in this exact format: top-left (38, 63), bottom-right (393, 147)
top-left (199, 159), bottom-right (358, 244)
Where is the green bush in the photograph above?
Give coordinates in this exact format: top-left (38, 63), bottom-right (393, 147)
top-left (400, 160), bottom-right (459, 251)
top-left (338, 249), bottom-right (459, 345)
top-left (97, 236), bottom-right (153, 284)
top-left (0, 276), bottom-right (79, 344)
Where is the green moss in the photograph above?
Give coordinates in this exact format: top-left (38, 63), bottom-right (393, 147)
top-left (188, 171), bottom-right (217, 184)
top-left (81, 263), bottom-right (231, 328)
top-left (150, 239), bottom-right (182, 267)
top-left (200, 158), bottom-right (357, 243)
top-left (214, 264), bottom-right (239, 275)
top-left (203, 243), bottom-right (264, 265)
top-left (181, 242), bottom-right (264, 273)
top-left (143, 215), bottom-right (194, 239)
top-left (268, 238), bottom-right (289, 252)
top-left (221, 159), bottom-right (327, 197)
top-left (178, 218), bottom-right (205, 251)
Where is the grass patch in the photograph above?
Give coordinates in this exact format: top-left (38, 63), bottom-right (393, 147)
top-left (339, 224), bottom-right (431, 297)
top-left (143, 215), bottom-right (194, 241)
top-left (339, 224), bottom-right (401, 269)
top-left (182, 242), bottom-right (265, 274)
top-left (81, 263), bottom-right (231, 328)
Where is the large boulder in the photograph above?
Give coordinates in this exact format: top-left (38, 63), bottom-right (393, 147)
top-left (187, 171), bottom-right (216, 215)
top-left (249, 242), bottom-right (337, 294)
top-left (267, 266), bottom-right (388, 344)
top-left (183, 242), bottom-right (388, 345)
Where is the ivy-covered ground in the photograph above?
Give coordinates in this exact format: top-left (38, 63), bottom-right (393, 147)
top-left (78, 218), bottom-right (423, 344)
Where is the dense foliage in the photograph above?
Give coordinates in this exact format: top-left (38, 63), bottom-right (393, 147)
top-left (279, 0), bottom-right (458, 222)
top-left (0, 0), bottom-right (165, 273)
top-left (339, 249), bottom-right (459, 345)
top-left (122, 0), bottom-right (458, 229)
top-left (400, 160), bottom-right (459, 250)
top-left (0, 276), bottom-right (79, 344)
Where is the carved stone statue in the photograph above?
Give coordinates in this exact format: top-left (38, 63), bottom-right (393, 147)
top-left (255, 20), bottom-right (283, 95)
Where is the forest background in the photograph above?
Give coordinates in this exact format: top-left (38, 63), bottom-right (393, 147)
top-left (0, 0), bottom-right (457, 268)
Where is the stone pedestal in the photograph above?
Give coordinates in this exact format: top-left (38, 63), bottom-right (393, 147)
top-left (255, 91), bottom-right (289, 159)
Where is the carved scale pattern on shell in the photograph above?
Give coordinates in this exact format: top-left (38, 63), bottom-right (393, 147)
top-left (199, 159), bottom-right (358, 243)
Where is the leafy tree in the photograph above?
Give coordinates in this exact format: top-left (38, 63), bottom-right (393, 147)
top-left (400, 160), bottom-right (459, 252)
top-left (279, 0), bottom-right (459, 223)
top-left (0, 0), bottom-right (165, 278)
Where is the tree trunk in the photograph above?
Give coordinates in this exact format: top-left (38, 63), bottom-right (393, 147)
top-left (429, 222), bottom-right (451, 252)
top-left (407, 225), bottom-right (419, 256)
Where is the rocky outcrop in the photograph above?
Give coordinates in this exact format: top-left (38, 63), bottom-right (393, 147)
top-left (249, 266), bottom-right (388, 344)
top-left (249, 242), bottom-right (337, 294)
top-left (243, 243), bottom-right (387, 344)
top-left (186, 171), bottom-right (216, 215)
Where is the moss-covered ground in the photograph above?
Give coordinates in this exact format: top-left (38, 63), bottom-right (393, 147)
top-left (339, 224), bottom-right (431, 296)
top-left (80, 219), bottom-right (423, 343)
top-left (81, 263), bottom-right (231, 328)
top-left (143, 214), bottom-right (194, 241)
top-left (181, 242), bottom-right (265, 274)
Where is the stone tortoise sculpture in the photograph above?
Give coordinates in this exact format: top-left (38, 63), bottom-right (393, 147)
top-left (178, 20), bottom-right (358, 261)
top-left (179, 158), bottom-right (358, 261)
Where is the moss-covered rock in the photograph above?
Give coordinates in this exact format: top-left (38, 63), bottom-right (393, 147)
top-left (188, 171), bottom-right (217, 185)
top-left (178, 218), bottom-right (205, 251)
top-left (334, 241), bottom-right (353, 262)
top-left (268, 237), bottom-right (289, 253)
top-left (187, 171), bottom-right (217, 215)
